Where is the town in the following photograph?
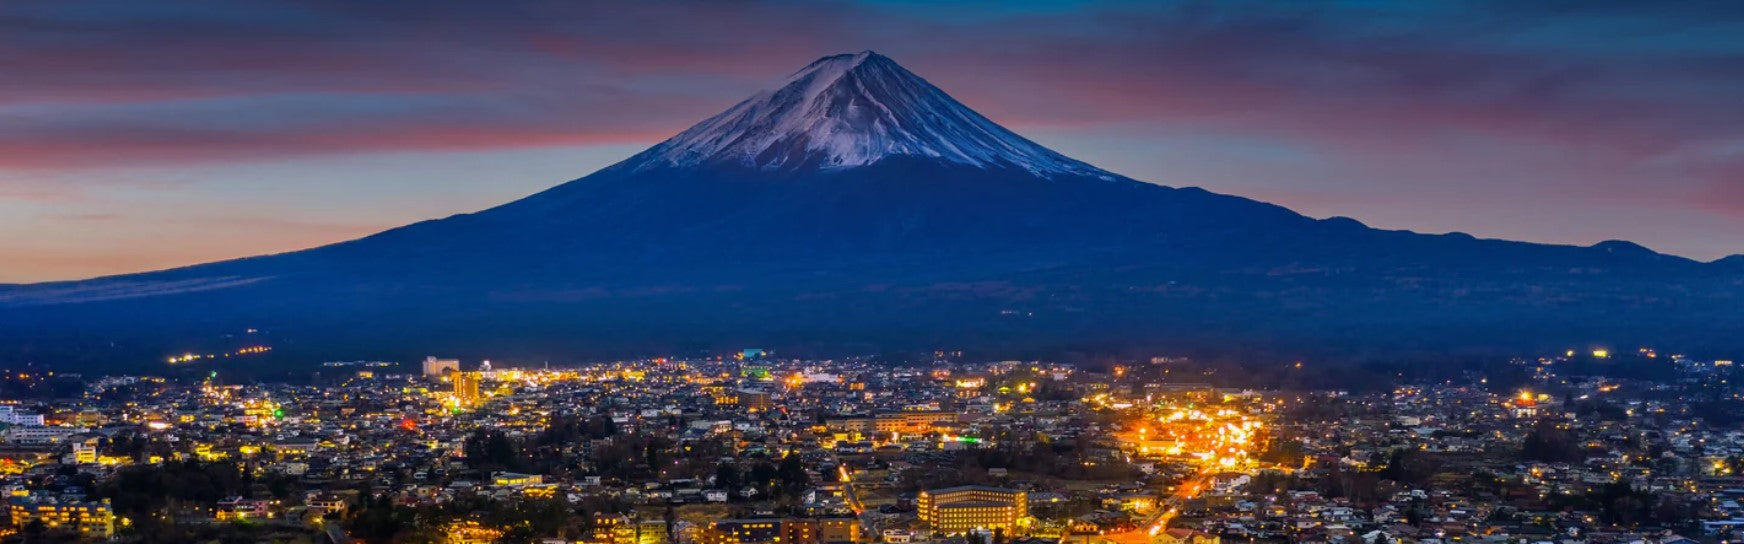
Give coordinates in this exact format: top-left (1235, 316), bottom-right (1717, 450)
top-left (0, 348), bottom-right (1740, 544)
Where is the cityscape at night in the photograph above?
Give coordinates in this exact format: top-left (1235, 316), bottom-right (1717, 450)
top-left (2, 349), bottom-right (1743, 543)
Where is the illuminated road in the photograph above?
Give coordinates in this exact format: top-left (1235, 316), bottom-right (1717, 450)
top-left (838, 464), bottom-right (865, 514)
top-left (1143, 470), bottom-right (1213, 536)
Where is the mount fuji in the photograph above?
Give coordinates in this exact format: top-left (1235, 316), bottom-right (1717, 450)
top-left (4, 51), bottom-right (1741, 369)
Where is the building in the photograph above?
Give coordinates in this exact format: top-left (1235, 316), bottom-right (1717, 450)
top-left (737, 389), bottom-right (773, 412)
top-left (273, 439), bottom-right (319, 459)
top-left (699, 519), bottom-right (782, 544)
top-left (422, 356), bottom-right (459, 377)
top-left (3, 425), bottom-right (82, 445)
top-left (699, 519), bottom-right (861, 544)
top-left (874, 411), bottom-right (958, 434)
top-left (307, 493), bottom-right (347, 516)
top-left (454, 371), bottom-right (482, 406)
top-left (492, 472), bottom-right (543, 487)
top-left (0, 406), bottom-right (44, 426)
top-left (215, 497), bottom-right (274, 521)
top-left (7, 495), bottom-right (115, 539)
top-left (446, 521), bottom-right (504, 544)
top-left (807, 517), bottom-right (862, 544)
top-left (824, 416), bottom-right (875, 434)
top-left (1155, 529), bottom-right (1219, 544)
top-left (591, 513), bottom-right (637, 544)
top-left (917, 486), bottom-right (1027, 534)
top-left (70, 436), bottom-right (100, 464)
top-left (636, 520), bottom-right (671, 544)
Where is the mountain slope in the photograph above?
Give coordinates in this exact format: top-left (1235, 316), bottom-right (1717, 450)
top-left (2, 51), bottom-right (1740, 369)
top-left (628, 51), bottom-right (1108, 177)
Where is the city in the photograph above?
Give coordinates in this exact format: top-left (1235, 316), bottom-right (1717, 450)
top-left (0, 348), bottom-right (1738, 543)
top-left (2, 2), bottom-right (1741, 543)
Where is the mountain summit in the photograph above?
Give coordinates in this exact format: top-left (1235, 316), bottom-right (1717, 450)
top-left (625, 51), bottom-right (1108, 178)
top-left (3, 52), bottom-right (1741, 369)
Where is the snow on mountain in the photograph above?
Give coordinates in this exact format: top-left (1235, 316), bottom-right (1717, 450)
top-left (625, 51), bottom-right (1114, 179)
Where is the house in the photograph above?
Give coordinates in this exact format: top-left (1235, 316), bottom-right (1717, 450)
top-left (1156, 529), bottom-right (1219, 544)
top-left (215, 497), bottom-right (274, 521)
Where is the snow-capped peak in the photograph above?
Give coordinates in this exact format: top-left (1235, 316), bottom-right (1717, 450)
top-left (626, 51), bottom-right (1112, 178)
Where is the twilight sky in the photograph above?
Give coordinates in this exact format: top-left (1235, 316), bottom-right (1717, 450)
top-left (4, 0), bottom-right (1743, 282)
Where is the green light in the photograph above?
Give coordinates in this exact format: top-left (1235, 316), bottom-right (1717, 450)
top-left (272, 409), bottom-right (284, 419)
top-left (959, 436), bottom-right (980, 444)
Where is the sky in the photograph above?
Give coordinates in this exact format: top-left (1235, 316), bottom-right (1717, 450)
top-left (3, 0), bottom-right (1743, 283)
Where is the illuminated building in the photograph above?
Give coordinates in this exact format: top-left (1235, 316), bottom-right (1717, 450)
top-left (454, 371), bottom-right (482, 406)
top-left (70, 437), bottom-right (99, 464)
top-left (591, 514), bottom-right (637, 544)
top-left (874, 411), bottom-right (957, 434)
top-left (215, 497), bottom-right (273, 521)
top-left (637, 520), bottom-right (671, 544)
top-left (7, 496), bottom-right (115, 538)
top-left (273, 439), bottom-right (319, 460)
top-left (917, 486), bottom-right (1027, 534)
top-left (2, 426), bottom-right (82, 445)
top-left (812, 518), bottom-right (862, 544)
top-left (738, 389), bottom-right (773, 411)
top-left (1155, 529), bottom-right (1220, 544)
top-left (0, 406), bottom-right (44, 426)
top-left (240, 399), bottom-right (282, 426)
top-left (307, 494), bottom-right (347, 516)
top-left (714, 390), bottom-right (740, 407)
top-left (825, 416), bottom-right (875, 433)
top-left (422, 356), bottom-right (459, 377)
top-left (699, 519), bottom-right (780, 544)
top-left (699, 518), bottom-right (861, 544)
top-left (491, 472), bottom-right (543, 487)
top-left (446, 521), bottom-right (503, 544)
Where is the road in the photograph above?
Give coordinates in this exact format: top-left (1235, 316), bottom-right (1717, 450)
top-left (838, 464), bottom-right (865, 514)
top-left (1081, 468), bottom-right (1221, 544)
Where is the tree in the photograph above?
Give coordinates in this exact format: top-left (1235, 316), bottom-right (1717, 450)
top-left (464, 429), bottom-right (525, 472)
top-left (715, 463), bottom-right (743, 491)
top-left (1521, 421), bottom-right (1580, 463)
top-left (776, 455), bottom-right (810, 498)
top-left (1404, 499), bottom-right (1426, 526)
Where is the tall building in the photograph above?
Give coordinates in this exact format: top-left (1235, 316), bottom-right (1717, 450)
top-left (422, 356), bottom-right (459, 377)
top-left (917, 486), bottom-right (1027, 535)
top-left (738, 388), bottom-right (773, 411)
top-left (454, 371), bottom-right (482, 406)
